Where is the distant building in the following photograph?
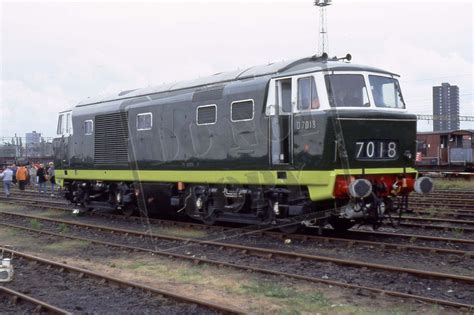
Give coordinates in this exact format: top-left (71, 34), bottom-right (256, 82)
top-left (432, 82), bottom-right (460, 131)
top-left (25, 131), bottom-right (42, 144)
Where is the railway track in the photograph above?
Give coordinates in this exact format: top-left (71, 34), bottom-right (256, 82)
top-left (412, 196), bottom-right (474, 203)
top-left (408, 210), bottom-right (474, 220)
top-left (0, 286), bottom-right (71, 314)
top-left (4, 195), bottom-right (474, 236)
top-left (0, 209), bottom-right (473, 310)
top-left (1, 195), bottom-right (473, 252)
top-left (1, 209), bottom-right (472, 259)
top-left (410, 202), bottom-right (474, 212)
top-left (397, 216), bottom-right (474, 232)
top-left (0, 246), bottom-right (242, 314)
top-left (427, 189), bottom-right (474, 195)
top-left (401, 213), bottom-right (474, 225)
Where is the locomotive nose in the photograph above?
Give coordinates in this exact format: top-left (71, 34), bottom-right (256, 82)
top-left (414, 177), bottom-right (434, 194)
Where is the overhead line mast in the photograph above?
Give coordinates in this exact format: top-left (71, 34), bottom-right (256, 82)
top-left (314, 0), bottom-right (332, 56)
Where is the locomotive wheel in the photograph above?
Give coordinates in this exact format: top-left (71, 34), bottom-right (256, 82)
top-left (329, 217), bottom-right (355, 232)
top-left (78, 202), bottom-right (93, 212)
top-left (201, 212), bottom-right (217, 225)
top-left (120, 204), bottom-right (137, 217)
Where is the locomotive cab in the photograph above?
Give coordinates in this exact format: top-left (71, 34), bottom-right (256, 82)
top-left (264, 64), bottom-right (431, 229)
top-left (265, 67), bottom-right (414, 172)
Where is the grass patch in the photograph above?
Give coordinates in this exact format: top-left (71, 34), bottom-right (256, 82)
top-left (39, 209), bottom-right (66, 218)
top-left (241, 281), bottom-right (297, 299)
top-left (177, 265), bottom-right (208, 282)
top-left (237, 280), bottom-right (442, 315)
top-left (29, 219), bottom-right (42, 230)
top-left (0, 226), bottom-right (19, 239)
top-left (151, 226), bottom-right (209, 239)
top-left (422, 205), bottom-right (437, 216)
top-left (452, 226), bottom-right (465, 238)
top-left (115, 259), bottom-right (169, 273)
top-left (433, 178), bottom-right (474, 190)
top-left (43, 239), bottom-right (90, 254)
top-left (240, 280), bottom-right (332, 314)
top-left (113, 258), bottom-right (210, 284)
top-left (58, 223), bottom-right (69, 234)
top-left (422, 205), bottom-right (449, 217)
top-left (0, 203), bottom-right (19, 211)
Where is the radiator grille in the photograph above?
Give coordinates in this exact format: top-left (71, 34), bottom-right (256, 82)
top-left (94, 112), bottom-right (129, 164)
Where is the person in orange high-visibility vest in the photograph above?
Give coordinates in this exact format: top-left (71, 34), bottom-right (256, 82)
top-left (16, 164), bottom-right (29, 191)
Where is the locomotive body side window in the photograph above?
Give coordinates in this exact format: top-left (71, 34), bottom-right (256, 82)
top-left (196, 104), bottom-right (217, 125)
top-left (325, 74), bottom-right (369, 107)
top-left (84, 120), bottom-right (93, 135)
top-left (57, 114), bottom-right (64, 135)
top-left (231, 99), bottom-right (254, 122)
top-left (297, 76), bottom-right (319, 110)
top-left (368, 75), bottom-right (406, 109)
top-left (137, 112), bottom-right (153, 131)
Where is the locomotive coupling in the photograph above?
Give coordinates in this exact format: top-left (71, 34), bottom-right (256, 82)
top-left (414, 177), bottom-right (434, 194)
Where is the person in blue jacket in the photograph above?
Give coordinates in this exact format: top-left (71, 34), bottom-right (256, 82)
top-left (0, 166), bottom-right (14, 197)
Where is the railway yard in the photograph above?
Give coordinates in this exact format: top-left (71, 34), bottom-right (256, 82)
top-left (1, 0), bottom-right (472, 313)
top-left (0, 181), bottom-right (471, 314)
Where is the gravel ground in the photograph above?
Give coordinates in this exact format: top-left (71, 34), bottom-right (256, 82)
top-left (0, 293), bottom-right (51, 314)
top-left (1, 211), bottom-right (472, 277)
top-left (1, 212), bottom-right (473, 307)
top-left (0, 223), bottom-right (468, 314)
top-left (4, 258), bottom-right (220, 315)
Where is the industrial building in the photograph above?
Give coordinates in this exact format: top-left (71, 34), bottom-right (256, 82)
top-left (432, 83), bottom-right (460, 131)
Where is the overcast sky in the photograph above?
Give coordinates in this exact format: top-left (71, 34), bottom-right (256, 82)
top-left (1, 0), bottom-right (473, 139)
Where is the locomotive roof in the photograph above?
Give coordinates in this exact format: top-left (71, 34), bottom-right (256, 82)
top-left (76, 56), bottom-right (397, 108)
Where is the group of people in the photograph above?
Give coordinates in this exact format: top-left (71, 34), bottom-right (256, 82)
top-left (0, 162), bottom-right (56, 197)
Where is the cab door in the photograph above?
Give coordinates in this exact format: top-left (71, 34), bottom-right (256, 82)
top-left (269, 78), bottom-right (293, 166)
top-left (53, 111), bottom-right (73, 168)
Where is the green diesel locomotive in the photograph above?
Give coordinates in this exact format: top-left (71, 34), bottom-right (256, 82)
top-left (53, 55), bottom-right (433, 231)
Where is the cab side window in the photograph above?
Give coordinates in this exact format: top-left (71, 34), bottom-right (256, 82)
top-left (84, 120), bottom-right (93, 135)
top-left (297, 76), bottom-right (319, 110)
top-left (66, 113), bottom-right (71, 133)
